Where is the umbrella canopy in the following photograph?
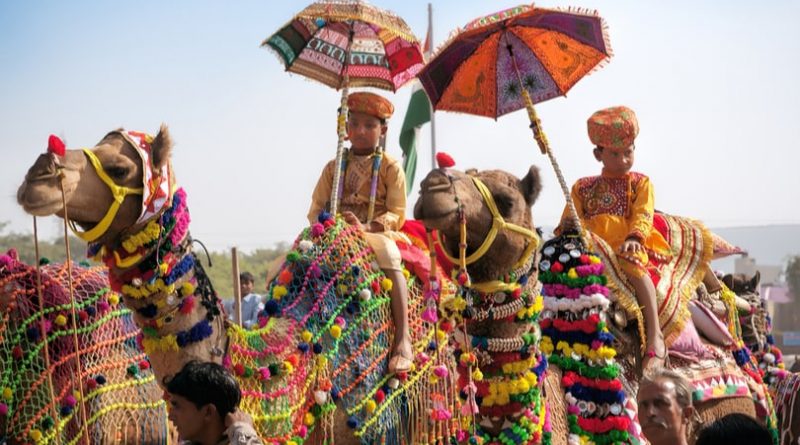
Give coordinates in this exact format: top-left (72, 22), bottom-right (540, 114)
top-left (263, 0), bottom-right (424, 215)
top-left (264, 0), bottom-right (424, 92)
top-left (418, 4), bottom-right (611, 119)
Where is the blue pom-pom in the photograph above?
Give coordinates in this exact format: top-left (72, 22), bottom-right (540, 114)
top-left (459, 389), bottom-right (467, 399)
top-left (95, 375), bottom-right (106, 385)
top-left (86, 306), bottom-right (97, 316)
top-left (474, 396), bottom-right (483, 406)
top-left (313, 343), bottom-right (323, 354)
top-left (26, 326), bottom-right (41, 341)
top-left (265, 300), bottom-right (280, 316)
top-left (346, 303), bottom-right (358, 314)
top-left (139, 304), bottom-right (158, 318)
top-left (318, 210), bottom-right (332, 223)
top-left (351, 266), bottom-right (360, 276)
top-left (347, 416), bottom-right (359, 429)
top-left (518, 274), bottom-right (529, 285)
top-left (427, 341), bottom-right (437, 351)
top-left (298, 343), bottom-right (309, 353)
top-left (315, 17), bottom-right (326, 27)
top-left (331, 387), bottom-right (340, 401)
top-left (60, 406), bottom-right (73, 416)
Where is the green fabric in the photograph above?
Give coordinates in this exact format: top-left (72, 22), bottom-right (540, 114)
top-left (398, 84), bottom-right (431, 195)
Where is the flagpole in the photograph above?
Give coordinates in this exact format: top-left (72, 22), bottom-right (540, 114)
top-left (427, 2), bottom-right (437, 169)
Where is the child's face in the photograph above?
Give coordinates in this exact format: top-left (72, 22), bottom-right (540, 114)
top-left (347, 111), bottom-right (386, 151)
top-left (595, 144), bottom-right (635, 175)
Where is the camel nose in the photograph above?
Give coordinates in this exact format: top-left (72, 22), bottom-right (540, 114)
top-left (420, 169), bottom-right (452, 192)
top-left (25, 154), bottom-right (58, 181)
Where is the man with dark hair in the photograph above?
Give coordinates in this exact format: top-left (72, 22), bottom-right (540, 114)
top-left (166, 361), bottom-right (262, 445)
top-left (637, 368), bottom-right (696, 445)
top-left (696, 413), bottom-right (772, 445)
top-left (230, 271), bottom-right (263, 329)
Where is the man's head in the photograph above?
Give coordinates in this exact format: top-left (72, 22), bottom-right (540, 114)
top-left (637, 368), bottom-right (695, 445)
top-left (696, 413), bottom-right (772, 445)
top-left (240, 271), bottom-right (255, 296)
top-left (346, 92), bottom-right (393, 153)
top-left (166, 361), bottom-right (241, 442)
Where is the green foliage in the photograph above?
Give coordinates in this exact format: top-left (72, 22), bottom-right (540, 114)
top-left (0, 220), bottom-right (288, 298)
top-left (201, 244), bottom-right (289, 299)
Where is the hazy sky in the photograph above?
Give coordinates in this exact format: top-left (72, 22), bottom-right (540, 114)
top-left (1, 0), bottom-right (799, 252)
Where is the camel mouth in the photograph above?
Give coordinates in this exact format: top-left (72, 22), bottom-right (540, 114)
top-left (18, 197), bottom-right (65, 217)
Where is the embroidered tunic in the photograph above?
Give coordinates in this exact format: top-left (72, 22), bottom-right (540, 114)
top-left (560, 171), bottom-right (671, 272)
top-left (308, 151), bottom-right (406, 231)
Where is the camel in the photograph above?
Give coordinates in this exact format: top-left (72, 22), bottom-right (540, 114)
top-left (0, 249), bottom-right (172, 445)
top-left (725, 272), bottom-right (800, 445)
top-left (414, 165), bottom-right (643, 445)
top-left (17, 126), bottom-right (464, 444)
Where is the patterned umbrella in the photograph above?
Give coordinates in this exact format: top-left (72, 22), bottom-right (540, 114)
top-left (264, 0), bottom-right (424, 214)
top-left (417, 4), bottom-right (611, 229)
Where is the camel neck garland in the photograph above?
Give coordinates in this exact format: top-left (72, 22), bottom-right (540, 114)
top-left (88, 188), bottom-right (220, 355)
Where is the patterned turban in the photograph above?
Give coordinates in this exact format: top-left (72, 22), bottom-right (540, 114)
top-left (587, 106), bottom-right (639, 149)
top-left (347, 92), bottom-right (394, 120)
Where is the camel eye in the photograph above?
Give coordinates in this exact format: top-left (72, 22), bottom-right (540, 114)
top-left (494, 193), bottom-right (515, 217)
top-left (105, 165), bottom-right (128, 179)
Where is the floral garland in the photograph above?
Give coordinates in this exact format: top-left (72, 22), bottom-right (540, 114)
top-left (538, 234), bottom-right (640, 445)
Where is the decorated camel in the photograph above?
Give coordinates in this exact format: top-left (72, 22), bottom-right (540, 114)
top-left (17, 126), bottom-right (475, 444)
top-left (724, 272), bottom-right (800, 445)
top-left (0, 249), bottom-right (172, 444)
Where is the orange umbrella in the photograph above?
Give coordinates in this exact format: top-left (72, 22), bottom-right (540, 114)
top-left (418, 4), bottom-right (612, 228)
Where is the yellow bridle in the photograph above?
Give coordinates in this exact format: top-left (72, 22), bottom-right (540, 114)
top-left (437, 176), bottom-right (540, 272)
top-left (67, 148), bottom-right (143, 242)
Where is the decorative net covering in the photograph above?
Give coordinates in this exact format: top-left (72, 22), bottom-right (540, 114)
top-left (224, 213), bottom-right (462, 444)
top-left (0, 252), bottom-right (169, 445)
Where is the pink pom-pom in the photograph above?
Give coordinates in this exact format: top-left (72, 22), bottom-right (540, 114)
top-left (62, 394), bottom-right (77, 408)
top-left (421, 307), bottom-right (438, 323)
top-left (433, 365), bottom-right (448, 378)
top-left (334, 316), bottom-right (346, 327)
top-left (0, 403), bottom-right (8, 416)
top-left (298, 425), bottom-right (308, 438)
top-left (259, 367), bottom-right (271, 380)
top-left (311, 223), bottom-right (325, 237)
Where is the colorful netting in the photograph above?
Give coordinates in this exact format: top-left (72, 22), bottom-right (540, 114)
top-left (538, 234), bottom-right (642, 445)
top-left (225, 212), bottom-right (460, 444)
top-left (0, 250), bottom-right (169, 445)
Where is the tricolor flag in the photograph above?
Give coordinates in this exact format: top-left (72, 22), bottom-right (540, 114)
top-left (399, 10), bottom-right (433, 195)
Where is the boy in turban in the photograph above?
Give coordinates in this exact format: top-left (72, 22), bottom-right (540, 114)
top-left (308, 92), bottom-right (413, 374)
top-left (558, 106), bottom-right (670, 371)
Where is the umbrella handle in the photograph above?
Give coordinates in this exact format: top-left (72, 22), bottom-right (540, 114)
top-left (330, 80), bottom-right (349, 216)
top-left (521, 89), bottom-right (587, 240)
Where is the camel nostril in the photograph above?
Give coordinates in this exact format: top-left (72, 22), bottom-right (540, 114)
top-left (421, 169), bottom-right (452, 191)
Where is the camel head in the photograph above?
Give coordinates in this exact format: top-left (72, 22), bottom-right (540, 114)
top-left (414, 164), bottom-right (542, 281)
top-left (17, 125), bottom-right (173, 246)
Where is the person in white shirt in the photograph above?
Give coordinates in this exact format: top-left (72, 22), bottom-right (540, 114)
top-left (230, 272), bottom-right (263, 329)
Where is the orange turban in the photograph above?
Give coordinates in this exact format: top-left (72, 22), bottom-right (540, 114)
top-left (347, 92), bottom-right (394, 120)
top-left (587, 106), bottom-right (639, 149)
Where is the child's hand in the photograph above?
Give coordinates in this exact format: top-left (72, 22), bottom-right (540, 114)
top-left (620, 239), bottom-right (643, 254)
top-left (342, 211), bottom-right (362, 226)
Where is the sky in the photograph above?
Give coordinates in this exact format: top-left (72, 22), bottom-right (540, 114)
top-left (1, 0), bottom-right (799, 253)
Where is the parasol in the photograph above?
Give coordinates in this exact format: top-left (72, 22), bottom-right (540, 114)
top-left (417, 4), bottom-right (612, 229)
top-left (264, 0), bottom-right (424, 214)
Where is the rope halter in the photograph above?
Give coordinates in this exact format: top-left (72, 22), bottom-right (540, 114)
top-left (437, 176), bottom-right (540, 272)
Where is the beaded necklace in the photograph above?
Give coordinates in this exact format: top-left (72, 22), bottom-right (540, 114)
top-left (335, 147), bottom-right (384, 223)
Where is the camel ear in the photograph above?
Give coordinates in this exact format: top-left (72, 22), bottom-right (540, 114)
top-left (750, 271), bottom-right (761, 288)
top-left (721, 274), bottom-right (734, 290)
top-left (151, 123), bottom-right (173, 170)
top-left (520, 165), bottom-right (542, 206)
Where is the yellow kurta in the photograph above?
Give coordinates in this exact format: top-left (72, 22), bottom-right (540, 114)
top-left (559, 171), bottom-right (671, 276)
top-left (308, 150), bottom-right (407, 270)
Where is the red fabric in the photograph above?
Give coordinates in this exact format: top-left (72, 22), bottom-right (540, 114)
top-left (435, 152), bottom-right (455, 168)
top-left (645, 213), bottom-right (671, 286)
top-left (48, 134), bottom-right (65, 156)
top-left (400, 220), bottom-right (455, 277)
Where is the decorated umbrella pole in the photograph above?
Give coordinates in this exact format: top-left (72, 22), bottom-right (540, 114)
top-left (417, 4), bottom-right (612, 232)
top-left (263, 0), bottom-right (424, 215)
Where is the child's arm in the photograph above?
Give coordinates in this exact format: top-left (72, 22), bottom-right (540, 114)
top-left (308, 161), bottom-right (335, 225)
top-left (627, 175), bottom-right (656, 243)
top-left (370, 161), bottom-right (407, 232)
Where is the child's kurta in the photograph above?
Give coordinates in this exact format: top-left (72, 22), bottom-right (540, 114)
top-left (560, 171), bottom-right (671, 276)
top-left (308, 150), bottom-right (407, 270)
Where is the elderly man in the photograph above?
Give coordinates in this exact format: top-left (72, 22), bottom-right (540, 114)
top-left (637, 368), bottom-right (696, 445)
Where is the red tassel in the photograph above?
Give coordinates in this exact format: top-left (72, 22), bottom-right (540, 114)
top-left (48, 134), bottom-right (66, 156)
top-left (435, 152), bottom-right (455, 168)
